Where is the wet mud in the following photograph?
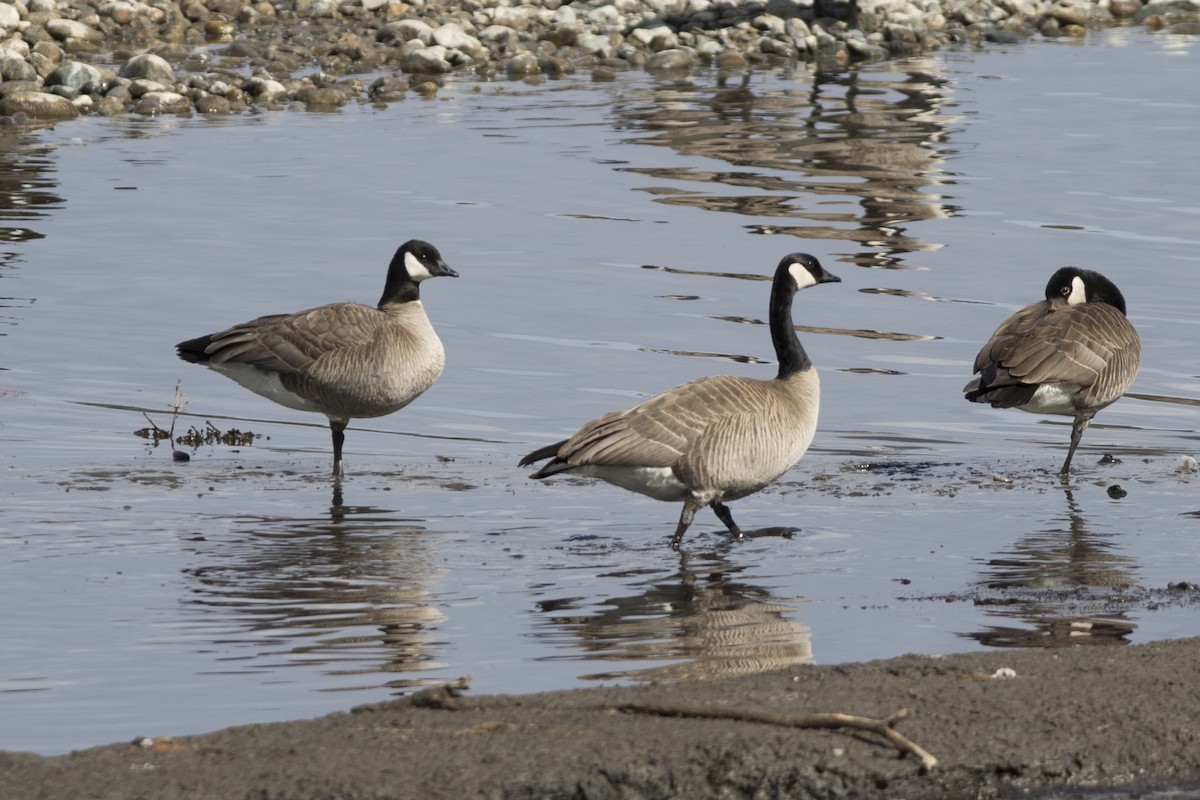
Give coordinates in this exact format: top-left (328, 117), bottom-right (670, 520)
top-left (5, 635), bottom-right (1200, 799)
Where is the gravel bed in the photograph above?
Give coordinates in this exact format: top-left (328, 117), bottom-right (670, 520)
top-left (0, 0), bottom-right (1197, 120)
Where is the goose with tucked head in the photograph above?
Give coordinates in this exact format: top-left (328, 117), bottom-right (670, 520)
top-left (964, 266), bottom-right (1141, 478)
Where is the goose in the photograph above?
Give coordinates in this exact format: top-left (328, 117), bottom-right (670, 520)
top-left (519, 252), bottom-right (840, 547)
top-left (964, 266), bottom-right (1141, 478)
top-left (176, 239), bottom-right (458, 476)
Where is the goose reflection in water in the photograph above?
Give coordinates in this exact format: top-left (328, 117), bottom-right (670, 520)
top-left (964, 489), bottom-right (1138, 648)
top-left (533, 547), bottom-right (811, 682)
top-left (183, 491), bottom-right (447, 689)
top-left (613, 59), bottom-right (957, 268)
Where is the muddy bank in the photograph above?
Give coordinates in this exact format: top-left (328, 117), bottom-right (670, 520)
top-left (4, 636), bottom-right (1200, 799)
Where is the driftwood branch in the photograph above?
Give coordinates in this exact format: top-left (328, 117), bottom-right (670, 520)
top-left (612, 702), bottom-right (937, 772)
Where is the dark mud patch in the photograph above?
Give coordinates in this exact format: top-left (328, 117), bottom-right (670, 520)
top-left (7, 637), bottom-right (1200, 800)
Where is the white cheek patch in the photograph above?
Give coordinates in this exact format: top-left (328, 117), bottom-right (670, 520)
top-left (405, 251), bottom-right (433, 282)
top-left (1067, 275), bottom-right (1087, 305)
top-left (788, 263), bottom-right (818, 289)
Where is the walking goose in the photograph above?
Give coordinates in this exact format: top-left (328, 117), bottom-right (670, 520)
top-left (519, 252), bottom-right (840, 547)
top-left (963, 266), bottom-right (1141, 478)
top-left (176, 239), bottom-right (458, 476)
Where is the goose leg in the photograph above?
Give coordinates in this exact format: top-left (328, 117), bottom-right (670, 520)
top-left (710, 501), bottom-right (745, 540)
top-left (1059, 413), bottom-right (1093, 479)
top-left (330, 420), bottom-right (347, 477)
top-left (670, 496), bottom-right (705, 548)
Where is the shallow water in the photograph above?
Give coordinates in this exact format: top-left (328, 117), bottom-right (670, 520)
top-left (3, 28), bottom-right (1200, 755)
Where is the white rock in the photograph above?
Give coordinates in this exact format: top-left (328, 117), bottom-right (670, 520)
top-left (629, 25), bottom-right (677, 46)
top-left (0, 3), bottom-right (20, 33)
top-left (585, 4), bottom-right (623, 28)
top-left (1, 39), bottom-right (30, 58)
top-left (432, 22), bottom-right (482, 52)
top-left (575, 32), bottom-right (614, 54)
top-left (491, 5), bottom-right (548, 30)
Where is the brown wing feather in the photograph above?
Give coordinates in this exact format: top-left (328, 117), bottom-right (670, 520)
top-left (973, 301), bottom-right (1137, 389)
top-left (555, 375), bottom-right (766, 469)
top-left (205, 303), bottom-right (382, 375)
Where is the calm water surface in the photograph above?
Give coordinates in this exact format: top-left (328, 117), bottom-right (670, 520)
top-left (2, 29), bottom-right (1200, 755)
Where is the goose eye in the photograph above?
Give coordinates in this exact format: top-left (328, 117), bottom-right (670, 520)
top-left (1060, 285), bottom-right (1071, 297)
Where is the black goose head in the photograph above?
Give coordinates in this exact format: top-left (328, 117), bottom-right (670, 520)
top-left (380, 239), bottom-right (458, 306)
top-left (1045, 266), bottom-right (1127, 316)
top-left (778, 252), bottom-right (842, 293)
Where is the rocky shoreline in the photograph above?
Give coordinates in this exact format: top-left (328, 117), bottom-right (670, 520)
top-left (0, 0), bottom-right (1197, 121)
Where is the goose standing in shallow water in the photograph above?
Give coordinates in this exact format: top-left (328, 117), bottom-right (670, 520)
top-left (964, 266), bottom-right (1141, 478)
top-left (177, 239), bottom-right (458, 476)
top-left (519, 253), bottom-right (840, 548)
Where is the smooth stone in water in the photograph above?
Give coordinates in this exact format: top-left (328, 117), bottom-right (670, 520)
top-left (0, 90), bottom-right (81, 119)
top-left (505, 51), bottom-right (539, 77)
top-left (194, 93), bottom-right (233, 113)
top-left (368, 75), bottom-right (407, 101)
top-left (134, 90), bottom-right (191, 115)
top-left (402, 46), bottom-right (452, 73)
top-left (46, 60), bottom-right (102, 91)
top-left (294, 85), bottom-right (351, 107)
top-left (120, 52), bottom-right (176, 84)
top-left (644, 48), bottom-right (695, 72)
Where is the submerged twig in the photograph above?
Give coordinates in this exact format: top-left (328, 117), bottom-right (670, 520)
top-left (612, 702), bottom-right (937, 771)
top-left (134, 381), bottom-right (191, 461)
top-left (136, 380), bottom-right (260, 460)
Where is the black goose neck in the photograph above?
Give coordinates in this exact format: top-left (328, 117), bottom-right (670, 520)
top-left (378, 254), bottom-right (421, 307)
top-left (769, 278), bottom-right (811, 379)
